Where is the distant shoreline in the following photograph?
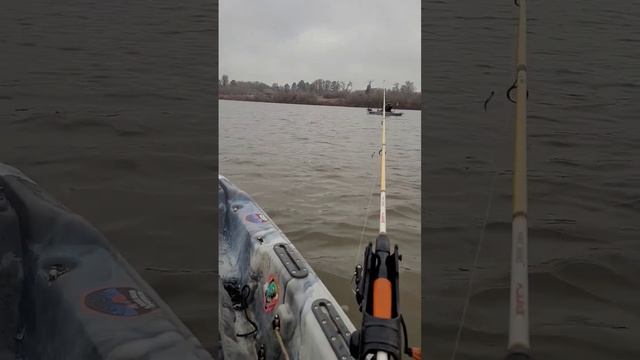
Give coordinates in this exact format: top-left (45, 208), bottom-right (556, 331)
top-left (218, 94), bottom-right (421, 110)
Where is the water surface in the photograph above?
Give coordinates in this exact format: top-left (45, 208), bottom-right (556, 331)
top-left (220, 99), bottom-right (422, 346)
top-left (1, 0), bottom-right (218, 353)
top-left (423, 1), bottom-right (639, 359)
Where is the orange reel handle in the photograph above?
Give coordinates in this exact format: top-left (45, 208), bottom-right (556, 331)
top-left (372, 278), bottom-right (392, 319)
top-left (410, 347), bottom-right (422, 360)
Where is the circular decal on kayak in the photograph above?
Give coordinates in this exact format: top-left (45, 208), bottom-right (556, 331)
top-left (84, 287), bottom-right (158, 317)
top-left (263, 274), bottom-right (279, 312)
top-left (245, 213), bottom-right (268, 224)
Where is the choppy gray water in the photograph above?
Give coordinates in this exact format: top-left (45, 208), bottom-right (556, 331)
top-left (1, 0), bottom-right (217, 354)
top-left (424, 0), bottom-right (639, 359)
top-left (219, 99), bottom-right (422, 346)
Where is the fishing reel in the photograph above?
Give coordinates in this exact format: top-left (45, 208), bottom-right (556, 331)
top-left (350, 234), bottom-right (420, 360)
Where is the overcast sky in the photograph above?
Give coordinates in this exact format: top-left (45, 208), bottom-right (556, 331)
top-left (220, 0), bottom-right (420, 90)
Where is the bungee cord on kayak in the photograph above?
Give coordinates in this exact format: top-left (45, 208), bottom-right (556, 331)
top-left (235, 285), bottom-right (259, 338)
top-left (273, 315), bottom-right (290, 360)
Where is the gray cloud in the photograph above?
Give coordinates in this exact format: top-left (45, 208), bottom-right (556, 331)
top-left (220, 0), bottom-right (420, 90)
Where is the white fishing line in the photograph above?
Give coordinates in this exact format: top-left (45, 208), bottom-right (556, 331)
top-left (451, 104), bottom-right (511, 360)
top-left (353, 150), bottom-right (382, 268)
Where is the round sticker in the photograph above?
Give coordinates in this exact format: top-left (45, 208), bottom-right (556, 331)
top-left (263, 274), bottom-right (279, 312)
top-left (84, 287), bottom-right (158, 317)
top-left (246, 213), bottom-right (268, 224)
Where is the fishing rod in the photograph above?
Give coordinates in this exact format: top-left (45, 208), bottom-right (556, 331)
top-left (350, 85), bottom-right (421, 360)
top-left (506, 0), bottom-right (531, 359)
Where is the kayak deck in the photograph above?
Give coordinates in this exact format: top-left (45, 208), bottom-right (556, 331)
top-left (0, 164), bottom-right (211, 360)
top-left (219, 175), bottom-right (356, 360)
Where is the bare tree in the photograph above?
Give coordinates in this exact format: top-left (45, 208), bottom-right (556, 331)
top-left (330, 81), bottom-right (339, 93)
top-left (401, 81), bottom-right (415, 93)
top-left (218, 77), bottom-right (420, 109)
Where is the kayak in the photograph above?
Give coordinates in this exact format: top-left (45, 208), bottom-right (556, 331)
top-left (0, 163), bottom-right (212, 360)
top-left (367, 109), bottom-right (403, 116)
top-left (218, 175), bottom-right (356, 360)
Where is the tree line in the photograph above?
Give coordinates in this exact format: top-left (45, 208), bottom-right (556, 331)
top-left (218, 75), bottom-right (420, 110)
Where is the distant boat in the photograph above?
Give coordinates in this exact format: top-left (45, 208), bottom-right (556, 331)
top-left (366, 108), bottom-right (403, 116)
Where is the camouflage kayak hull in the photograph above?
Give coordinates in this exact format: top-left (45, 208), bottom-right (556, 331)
top-left (219, 175), bottom-right (356, 360)
top-left (0, 164), bottom-right (212, 360)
